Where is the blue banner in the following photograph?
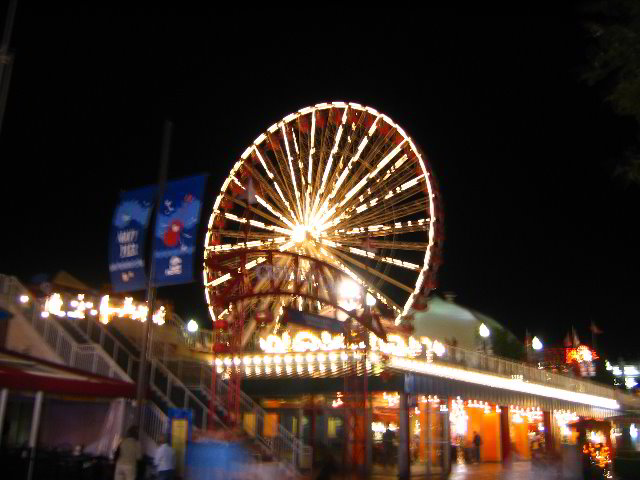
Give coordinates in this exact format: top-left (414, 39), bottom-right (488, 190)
top-left (108, 185), bottom-right (156, 292)
top-left (152, 174), bottom-right (208, 286)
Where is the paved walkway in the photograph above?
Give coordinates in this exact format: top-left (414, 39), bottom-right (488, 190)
top-left (451, 462), bottom-right (537, 480)
top-left (322, 460), bottom-right (589, 479)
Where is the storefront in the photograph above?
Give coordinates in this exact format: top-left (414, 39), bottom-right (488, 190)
top-left (238, 360), bottom-right (619, 478)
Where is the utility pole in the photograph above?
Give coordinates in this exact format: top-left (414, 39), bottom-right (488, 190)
top-left (135, 120), bottom-right (172, 426)
top-left (0, 0), bottom-right (18, 137)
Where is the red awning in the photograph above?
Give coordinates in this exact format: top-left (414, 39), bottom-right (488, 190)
top-left (0, 348), bottom-right (135, 398)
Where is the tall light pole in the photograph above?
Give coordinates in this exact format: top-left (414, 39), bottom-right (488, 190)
top-left (0, 0), bottom-right (18, 137)
top-left (135, 120), bottom-right (172, 426)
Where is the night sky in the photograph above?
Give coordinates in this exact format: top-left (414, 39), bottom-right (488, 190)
top-left (1, 8), bottom-right (638, 359)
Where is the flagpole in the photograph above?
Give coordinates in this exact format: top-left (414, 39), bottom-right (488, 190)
top-left (135, 120), bottom-right (172, 427)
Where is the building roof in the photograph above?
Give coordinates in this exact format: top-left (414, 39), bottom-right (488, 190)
top-left (410, 296), bottom-right (520, 350)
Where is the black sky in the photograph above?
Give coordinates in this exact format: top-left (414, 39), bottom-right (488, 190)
top-left (1, 8), bottom-right (638, 359)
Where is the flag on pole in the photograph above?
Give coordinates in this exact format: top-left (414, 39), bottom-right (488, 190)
top-left (590, 321), bottom-right (603, 335)
top-left (572, 327), bottom-right (580, 347)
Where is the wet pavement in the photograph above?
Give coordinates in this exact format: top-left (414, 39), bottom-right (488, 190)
top-left (451, 462), bottom-right (539, 480)
top-left (325, 460), bottom-right (605, 479)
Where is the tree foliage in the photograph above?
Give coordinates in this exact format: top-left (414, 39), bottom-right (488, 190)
top-left (584, 0), bottom-right (640, 182)
top-left (491, 328), bottom-right (526, 362)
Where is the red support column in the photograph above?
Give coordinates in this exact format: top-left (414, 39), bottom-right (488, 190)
top-left (500, 406), bottom-right (511, 465)
top-left (543, 411), bottom-right (554, 452)
top-left (398, 393), bottom-right (410, 480)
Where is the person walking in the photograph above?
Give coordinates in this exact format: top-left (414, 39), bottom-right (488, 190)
top-left (382, 426), bottom-right (396, 468)
top-left (154, 433), bottom-right (176, 480)
top-left (114, 426), bottom-right (141, 480)
top-left (472, 431), bottom-right (482, 463)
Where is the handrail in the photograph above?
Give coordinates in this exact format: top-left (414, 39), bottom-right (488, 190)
top-left (171, 315), bottom-right (617, 398)
top-left (214, 372), bottom-right (313, 469)
top-left (0, 274), bottom-right (130, 382)
top-left (68, 312), bottom-right (223, 432)
top-left (161, 356), bottom-right (312, 470)
top-left (438, 345), bottom-right (616, 399)
top-left (140, 401), bottom-right (169, 444)
top-left (148, 357), bottom-right (212, 431)
top-left (72, 316), bottom-right (138, 380)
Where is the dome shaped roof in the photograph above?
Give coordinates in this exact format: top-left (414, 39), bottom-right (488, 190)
top-left (410, 295), bottom-right (519, 351)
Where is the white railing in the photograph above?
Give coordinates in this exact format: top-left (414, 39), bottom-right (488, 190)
top-left (0, 274), bottom-right (130, 382)
top-left (148, 357), bottom-right (214, 431)
top-left (141, 401), bottom-right (169, 443)
top-left (71, 316), bottom-right (138, 380)
top-left (214, 373), bottom-right (312, 470)
top-left (439, 345), bottom-right (615, 398)
top-left (66, 311), bottom-right (226, 432)
top-left (162, 356), bottom-right (311, 471)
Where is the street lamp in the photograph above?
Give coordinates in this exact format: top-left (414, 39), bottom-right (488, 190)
top-left (479, 323), bottom-right (490, 338)
top-left (187, 319), bottom-right (199, 332)
top-left (532, 336), bottom-right (543, 351)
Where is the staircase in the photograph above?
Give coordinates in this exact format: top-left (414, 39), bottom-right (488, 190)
top-left (0, 274), bottom-right (130, 382)
top-left (0, 274), bottom-right (310, 472)
top-left (163, 356), bottom-right (313, 469)
top-left (55, 303), bottom-right (223, 432)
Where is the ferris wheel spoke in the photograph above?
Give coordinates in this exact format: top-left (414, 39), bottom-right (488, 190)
top-left (340, 198), bottom-right (429, 230)
top-left (341, 154), bottom-right (417, 213)
top-left (237, 162), bottom-right (298, 227)
top-left (315, 138), bottom-right (408, 228)
top-left (324, 245), bottom-right (414, 294)
top-left (294, 115), bottom-right (312, 223)
top-left (335, 154), bottom-right (420, 218)
top-left (311, 107), bottom-right (338, 211)
top-left (315, 246), bottom-right (403, 315)
top-left (207, 237), bottom-right (288, 253)
top-left (223, 212), bottom-right (293, 236)
top-left (311, 109), bottom-right (348, 220)
top-left (338, 180), bottom-right (427, 229)
top-left (322, 241), bottom-right (421, 271)
top-left (327, 218), bottom-right (431, 238)
top-left (267, 134), bottom-right (300, 222)
top-left (225, 195), bottom-right (291, 230)
top-left (326, 238), bottom-right (431, 251)
top-left (204, 255), bottom-right (267, 288)
top-left (210, 230), bottom-right (276, 240)
top-left (319, 178), bottom-right (426, 232)
top-left (279, 123), bottom-right (305, 222)
top-left (339, 131), bottom-right (407, 208)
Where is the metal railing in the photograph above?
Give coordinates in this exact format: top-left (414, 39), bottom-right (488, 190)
top-left (0, 274), bottom-right (130, 382)
top-left (161, 356), bottom-right (312, 470)
top-left (59, 308), bottom-right (220, 432)
top-left (141, 401), bottom-right (169, 443)
top-left (214, 372), bottom-right (312, 469)
top-left (147, 357), bottom-right (213, 431)
top-left (71, 316), bottom-right (138, 381)
top-left (438, 345), bottom-right (615, 398)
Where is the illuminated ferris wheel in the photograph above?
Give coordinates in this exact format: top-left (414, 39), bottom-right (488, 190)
top-left (203, 102), bottom-right (443, 346)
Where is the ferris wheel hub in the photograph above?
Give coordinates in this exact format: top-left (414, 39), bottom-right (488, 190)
top-left (292, 225), bottom-right (308, 243)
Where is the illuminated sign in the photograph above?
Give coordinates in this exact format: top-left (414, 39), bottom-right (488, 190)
top-left (565, 345), bottom-right (598, 364)
top-left (258, 329), bottom-right (445, 359)
top-left (41, 291), bottom-right (166, 325)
